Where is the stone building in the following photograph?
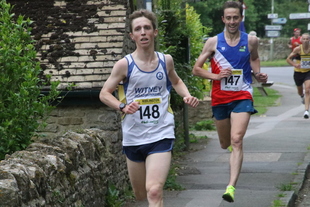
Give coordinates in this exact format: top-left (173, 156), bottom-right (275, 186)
top-left (6, 0), bottom-right (136, 137)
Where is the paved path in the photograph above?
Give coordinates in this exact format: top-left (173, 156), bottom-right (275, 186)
top-left (126, 77), bottom-right (310, 207)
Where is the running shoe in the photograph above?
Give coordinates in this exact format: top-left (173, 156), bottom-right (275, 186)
top-left (301, 95), bottom-right (305, 104)
top-left (304, 110), bottom-right (309, 119)
top-left (222, 185), bottom-right (235, 203)
top-left (227, 145), bottom-right (233, 152)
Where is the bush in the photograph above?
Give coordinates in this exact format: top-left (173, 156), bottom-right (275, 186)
top-left (0, 1), bottom-right (59, 159)
top-left (192, 120), bottom-right (215, 131)
top-left (158, 5), bottom-right (211, 107)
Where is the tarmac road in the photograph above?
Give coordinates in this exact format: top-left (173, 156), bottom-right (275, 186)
top-left (126, 66), bottom-right (310, 207)
top-left (261, 66), bottom-right (295, 86)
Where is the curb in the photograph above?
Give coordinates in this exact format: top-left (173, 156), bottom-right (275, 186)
top-left (283, 152), bottom-right (310, 207)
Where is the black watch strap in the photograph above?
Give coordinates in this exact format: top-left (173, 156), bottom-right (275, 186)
top-left (119, 103), bottom-right (126, 111)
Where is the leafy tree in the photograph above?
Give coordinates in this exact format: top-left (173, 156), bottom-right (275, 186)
top-left (157, 3), bottom-right (211, 106)
top-left (185, 4), bottom-right (212, 64)
top-left (0, 1), bottom-right (60, 159)
top-left (189, 0), bottom-right (260, 36)
top-left (188, 1), bottom-right (223, 36)
top-left (274, 0), bottom-right (309, 37)
top-left (157, 2), bottom-right (212, 156)
top-left (241, 0), bottom-right (259, 33)
top-left (189, 0), bottom-right (310, 38)
top-left (252, 0), bottom-right (270, 37)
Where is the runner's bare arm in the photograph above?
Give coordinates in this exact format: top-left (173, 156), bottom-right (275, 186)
top-left (249, 35), bottom-right (267, 83)
top-left (286, 46), bottom-right (301, 68)
top-left (193, 36), bottom-right (231, 80)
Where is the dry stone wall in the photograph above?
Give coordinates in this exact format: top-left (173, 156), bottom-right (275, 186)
top-left (41, 105), bottom-right (120, 138)
top-left (0, 128), bottom-right (128, 207)
top-left (258, 37), bottom-right (291, 61)
top-left (40, 102), bottom-right (212, 138)
top-left (188, 98), bottom-right (212, 126)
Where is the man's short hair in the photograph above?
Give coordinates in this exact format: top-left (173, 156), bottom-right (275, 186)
top-left (223, 1), bottom-right (243, 17)
top-left (129, 9), bottom-right (157, 33)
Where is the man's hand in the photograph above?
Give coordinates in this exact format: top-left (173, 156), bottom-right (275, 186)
top-left (123, 102), bottom-right (140, 114)
top-left (255, 73), bottom-right (268, 83)
top-left (183, 96), bottom-right (199, 108)
top-left (216, 68), bottom-right (232, 80)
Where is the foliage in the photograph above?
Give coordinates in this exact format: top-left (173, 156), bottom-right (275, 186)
top-left (189, 0), bottom-right (262, 36)
top-left (105, 184), bottom-right (125, 207)
top-left (106, 183), bottom-right (134, 206)
top-left (158, 4), bottom-right (212, 107)
top-left (164, 164), bottom-right (185, 191)
top-left (191, 119), bottom-right (215, 131)
top-left (188, 133), bottom-right (208, 144)
top-left (52, 190), bottom-right (66, 204)
top-left (189, 0), bottom-right (310, 38)
top-left (277, 183), bottom-right (294, 191)
top-left (274, 0), bottom-right (309, 37)
top-left (156, 2), bottom-right (213, 192)
top-left (271, 199), bottom-right (285, 207)
top-left (188, 0), bottom-right (224, 36)
top-left (0, 1), bottom-right (60, 160)
top-left (184, 4), bottom-right (212, 66)
top-left (252, 0), bottom-right (271, 37)
top-left (172, 119), bottom-right (187, 156)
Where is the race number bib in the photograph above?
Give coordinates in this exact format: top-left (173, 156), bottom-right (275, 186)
top-left (133, 97), bottom-right (162, 125)
top-left (221, 69), bottom-right (243, 91)
top-left (300, 57), bottom-right (310, 69)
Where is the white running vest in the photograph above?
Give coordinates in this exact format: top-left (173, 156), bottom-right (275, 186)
top-left (119, 52), bottom-right (175, 146)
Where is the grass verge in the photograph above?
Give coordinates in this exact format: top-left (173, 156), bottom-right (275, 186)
top-left (253, 87), bottom-right (281, 116)
top-left (261, 59), bottom-right (288, 67)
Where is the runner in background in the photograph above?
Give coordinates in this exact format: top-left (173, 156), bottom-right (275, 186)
top-left (286, 33), bottom-right (310, 119)
top-left (287, 28), bottom-right (305, 104)
top-left (288, 28), bottom-right (302, 52)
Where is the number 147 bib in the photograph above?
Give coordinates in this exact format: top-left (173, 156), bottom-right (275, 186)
top-left (220, 69), bottom-right (243, 91)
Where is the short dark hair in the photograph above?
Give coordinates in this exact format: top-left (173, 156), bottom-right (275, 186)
top-left (129, 9), bottom-right (157, 33)
top-left (223, 1), bottom-right (243, 17)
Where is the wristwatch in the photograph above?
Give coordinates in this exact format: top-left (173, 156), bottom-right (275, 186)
top-left (119, 103), bottom-right (126, 112)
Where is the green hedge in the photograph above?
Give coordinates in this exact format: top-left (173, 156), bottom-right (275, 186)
top-left (0, 1), bottom-right (59, 159)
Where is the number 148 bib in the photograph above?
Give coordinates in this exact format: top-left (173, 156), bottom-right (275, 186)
top-left (133, 97), bottom-right (162, 125)
top-left (221, 69), bottom-right (243, 91)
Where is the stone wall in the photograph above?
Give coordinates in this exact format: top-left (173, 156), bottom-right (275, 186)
top-left (41, 103), bottom-right (119, 138)
top-left (188, 98), bottom-right (212, 126)
top-left (0, 128), bottom-right (128, 207)
top-left (258, 37), bottom-right (291, 61)
top-left (39, 100), bottom-right (212, 137)
top-left (0, 103), bottom-right (201, 206)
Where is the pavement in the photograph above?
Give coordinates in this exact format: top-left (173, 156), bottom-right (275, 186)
top-left (126, 79), bottom-right (310, 207)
